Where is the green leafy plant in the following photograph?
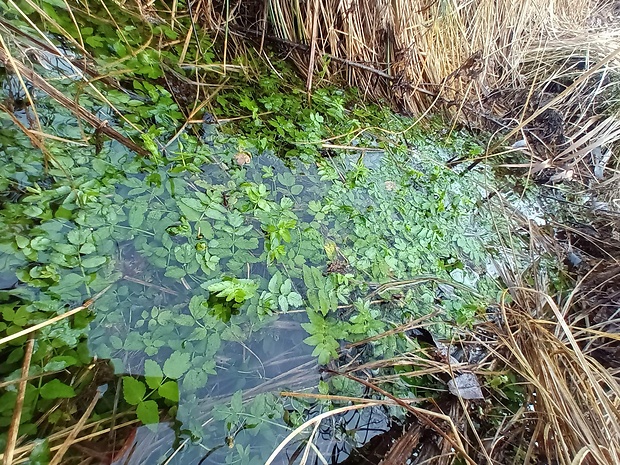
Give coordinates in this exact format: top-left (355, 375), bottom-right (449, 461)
top-left (301, 310), bottom-right (349, 365)
top-left (0, 6), bottom-right (520, 461)
top-left (205, 278), bottom-right (259, 303)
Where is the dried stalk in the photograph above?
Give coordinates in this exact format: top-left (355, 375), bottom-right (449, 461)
top-left (3, 336), bottom-right (35, 465)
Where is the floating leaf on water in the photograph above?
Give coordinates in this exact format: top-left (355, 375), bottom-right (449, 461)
top-left (81, 256), bottom-right (107, 268)
top-left (163, 351), bottom-right (191, 379)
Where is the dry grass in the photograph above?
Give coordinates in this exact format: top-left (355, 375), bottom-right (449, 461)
top-left (486, 287), bottom-right (620, 465)
top-left (194, 0), bottom-right (620, 184)
top-left (272, 271), bottom-right (620, 464)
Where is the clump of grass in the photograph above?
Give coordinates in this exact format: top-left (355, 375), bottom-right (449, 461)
top-left (268, 264), bottom-right (620, 464)
top-left (192, 0), bottom-right (620, 182)
top-left (485, 281), bottom-right (620, 464)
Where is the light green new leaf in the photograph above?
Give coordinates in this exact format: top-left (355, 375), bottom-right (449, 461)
top-left (158, 381), bottom-right (179, 402)
top-left (123, 377), bottom-right (146, 405)
top-left (137, 400), bottom-right (159, 424)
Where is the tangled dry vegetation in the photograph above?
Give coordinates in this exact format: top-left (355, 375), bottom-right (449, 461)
top-left (273, 261), bottom-right (620, 465)
top-left (194, 0), bottom-right (620, 186)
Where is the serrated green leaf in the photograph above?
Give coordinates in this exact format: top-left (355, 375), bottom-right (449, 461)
top-left (188, 326), bottom-right (208, 341)
top-left (123, 377), bottom-right (146, 405)
top-left (137, 400), bottom-right (159, 424)
top-left (158, 381), bottom-right (179, 402)
top-left (163, 352), bottom-right (191, 379)
top-left (235, 238), bottom-right (259, 250)
top-left (280, 278), bottom-right (292, 295)
top-left (268, 272), bottom-right (281, 294)
top-left (287, 292), bottom-right (304, 307)
top-left (174, 243), bottom-right (195, 264)
top-left (182, 368), bottom-right (208, 391)
top-left (230, 390), bottom-right (243, 413)
top-left (204, 208), bottom-right (226, 221)
top-left (176, 314), bottom-right (195, 326)
top-left (189, 295), bottom-right (208, 320)
top-left (144, 360), bottom-right (163, 389)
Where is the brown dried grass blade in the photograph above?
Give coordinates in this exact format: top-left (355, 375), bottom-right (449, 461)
top-left (3, 336), bottom-right (34, 465)
top-left (489, 291), bottom-right (620, 465)
top-left (0, 285), bottom-right (112, 347)
top-left (48, 389), bottom-right (102, 465)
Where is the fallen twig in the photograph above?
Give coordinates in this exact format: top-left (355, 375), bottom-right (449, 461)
top-left (3, 335), bottom-right (34, 465)
top-left (0, 285), bottom-right (112, 347)
top-left (0, 47), bottom-right (150, 157)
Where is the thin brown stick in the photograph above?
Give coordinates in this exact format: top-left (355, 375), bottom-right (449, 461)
top-left (0, 47), bottom-right (150, 157)
top-left (0, 284), bottom-right (112, 347)
top-left (8, 419), bottom-right (140, 464)
top-left (122, 275), bottom-right (179, 296)
top-left (280, 391), bottom-right (423, 405)
top-left (48, 390), bottom-right (102, 465)
top-left (3, 335), bottom-right (35, 465)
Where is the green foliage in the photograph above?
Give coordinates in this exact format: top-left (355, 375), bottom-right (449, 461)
top-left (39, 379), bottom-right (75, 400)
top-left (163, 352), bottom-right (192, 380)
top-left (302, 265), bottom-right (339, 316)
top-left (302, 311), bottom-right (348, 365)
top-left (206, 278), bottom-right (259, 304)
top-left (0, 3), bottom-right (521, 462)
top-left (259, 271), bottom-right (304, 314)
top-left (122, 373), bottom-right (176, 424)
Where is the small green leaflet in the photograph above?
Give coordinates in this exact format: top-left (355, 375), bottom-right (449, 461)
top-left (81, 256), bottom-right (107, 268)
top-left (123, 377), bottom-right (146, 405)
top-left (128, 202), bottom-right (148, 228)
top-left (136, 399), bottom-right (159, 424)
top-left (39, 379), bottom-right (75, 399)
top-left (144, 360), bottom-right (163, 389)
top-left (163, 352), bottom-right (191, 379)
top-left (158, 381), bottom-right (179, 402)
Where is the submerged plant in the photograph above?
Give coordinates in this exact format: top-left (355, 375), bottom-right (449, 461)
top-left (0, 3), bottom-right (515, 463)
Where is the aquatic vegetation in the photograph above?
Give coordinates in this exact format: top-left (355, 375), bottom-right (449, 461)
top-left (0, 3), bottom-right (516, 463)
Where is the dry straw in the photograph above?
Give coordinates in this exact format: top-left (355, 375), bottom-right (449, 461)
top-left (198, 0), bottom-right (620, 178)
